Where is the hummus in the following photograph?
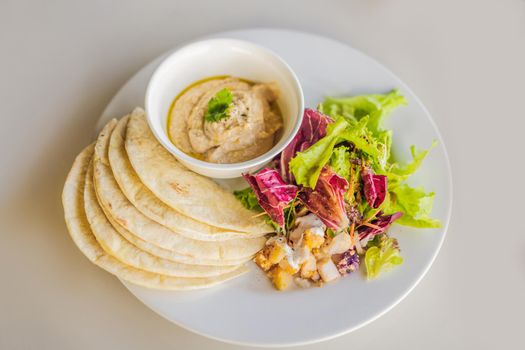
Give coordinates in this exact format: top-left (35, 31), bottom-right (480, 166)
top-left (168, 77), bottom-right (283, 164)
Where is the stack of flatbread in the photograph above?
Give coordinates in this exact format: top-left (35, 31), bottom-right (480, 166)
top-left (62, 108), bottom-right (271, 290)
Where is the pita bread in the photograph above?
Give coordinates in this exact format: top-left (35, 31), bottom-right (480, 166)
top-left (103, 210), bottom-right (249, 266)
top-left (94, 118), bottom-right (265, 260)
top-left (124, 108), bottom-right (272, 234)
top-left (62, 145), bottom-right (246, 289)
top-left (109, 115), bottom-right (265, 241)
top-left (87, 159), bottom-right (240, 277)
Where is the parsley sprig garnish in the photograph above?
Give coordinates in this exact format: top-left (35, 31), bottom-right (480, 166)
top-left (204, 88), bottom-right (233, 123)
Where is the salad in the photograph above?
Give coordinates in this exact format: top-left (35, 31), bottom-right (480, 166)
top-left (234, 90), bottom-right (441, 290)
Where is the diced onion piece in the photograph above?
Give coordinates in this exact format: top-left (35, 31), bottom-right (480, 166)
top-left (294, 277), bottom-right (312, 288)
top-left (325, 232), bottom-right (352, 255)
top-left (279, 258), bottom-right (300, 274)
top-left (317, 257), bottom-right (340, 282)
top-left (300, 254), bottom-right (317, 279)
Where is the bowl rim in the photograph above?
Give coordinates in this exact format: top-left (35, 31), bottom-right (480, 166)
top-left (144, 37), bottom-right (305, 171)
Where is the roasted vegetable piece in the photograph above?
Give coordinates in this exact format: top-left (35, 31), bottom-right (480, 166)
top-left (317, 257), bottom-right (340, 282)
top-left (336, 250), bottom-right (360, 275)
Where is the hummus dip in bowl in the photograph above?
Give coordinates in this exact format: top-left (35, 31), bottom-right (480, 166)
top-left (145, 38), bottom-right (304, 178)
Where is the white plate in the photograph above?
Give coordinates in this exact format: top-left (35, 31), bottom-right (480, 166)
top-left (97, 29), bottom-right (452, 347)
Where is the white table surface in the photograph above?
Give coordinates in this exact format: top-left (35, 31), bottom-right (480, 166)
top-left (1, 0), bottom-right (524, 349)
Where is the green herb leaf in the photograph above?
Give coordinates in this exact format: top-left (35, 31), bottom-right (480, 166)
top-left (234, 187), bottom-right (282, 233)
top-left (326, 228), bottom-right (336, 238)
top-left (204, 88), bottom-right (233, 123)
top-left (233, 187), bottom-right (262, 211)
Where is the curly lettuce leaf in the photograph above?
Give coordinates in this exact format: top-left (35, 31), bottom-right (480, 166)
top-left (290, 116), bottom-right (385, 188)
top-left (365, 236), bottom-right (403, 279)
top-left (292, 90), bottom-right (406, 189)
top-left (291, 90), bottom-right (440, 228)
top-left (382, 140), bottom-right (437, 185)
top-left (329, 146), bottom-right (351, 179)
top-left (319, 90), bottom-right (439, 227)
top-left (289, 117), bottom-right (348, 188)
top-left (319, 89), bottom-right (407, 137)
top-left (382, 184), bottom-right (441, 228)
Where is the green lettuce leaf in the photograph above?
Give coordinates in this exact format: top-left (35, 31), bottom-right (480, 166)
top-left (375, 130), bottom-right (392, 171)
top-left (382, 184), bottom-right (441, 228)
top-left (289, 117), bottom-right (349, 188)
top-left (338, 116), bottom-right (383, 159)
top-left (292, 90), bottom-right (406, 189)
top-left (319, 89), bottom-right (407, 137)
top-left (329, 146), bottom-right (351, 179)
top-left (290, 116), bottom-right (386, 188)
top-left (365, 236), bottom-right (403, 279)
top-left (291, 89), bottom-right (441, 228)
top-left (384, 140), bottom-right (437, 185)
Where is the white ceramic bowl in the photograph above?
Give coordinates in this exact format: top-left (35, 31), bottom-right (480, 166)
top-left (145, 38), bottom-right (304, 178)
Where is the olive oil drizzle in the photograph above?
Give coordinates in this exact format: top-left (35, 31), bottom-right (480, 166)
top-left (166, 75), bottom-right (230, 147)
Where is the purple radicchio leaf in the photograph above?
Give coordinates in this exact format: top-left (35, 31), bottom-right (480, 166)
top-left (361, 168), bottom-right (388, 208)
top-left (336, 249), bottom-right (360, 275)
top-left (298, 167), bottom-right (350, 231)
top-left (242, 168), bottom-right (298, 227)
top-left (279, 108), bottom-right (334, 182)
top-left (358, 212), bottom-right (403, 245)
